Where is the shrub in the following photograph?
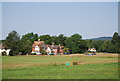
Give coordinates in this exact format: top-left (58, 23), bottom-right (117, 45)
top-left (41, 50), bottom-right (47, 55)
top-left (29, 53), bottom-right (36, 55)
top-left (2, 51), bottom-right (7, 56)
top-left (9, 50), bottom-right (19, 56)
top-left (49, 53), bottom-right (55, 55)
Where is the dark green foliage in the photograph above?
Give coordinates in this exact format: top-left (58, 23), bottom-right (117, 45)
top-left (5, 31), bottom-right (20, 56)
top-left (21, 32), bottom-right (38, 44)
top-left (65, 33), bottom-right (87, 54)
top-left (58, 34), bottom-right (67, 46)
top-left (63, 48), bottom-right (69, 54)
top-left (2, 51), bottom-right (7, 56)
top-left (39, 35), bottom-right (52, 44)
top-left (3, 30), bottom-right (120, 55)
top-left (99, 32), bottom-right (120, 53)
top-left (92, 40), bottom-right (104, 52)
top-left (49, 53), bottom-right (55, 55)
top-left (111, 32), bottom-right (119, 44)
top-left (51, 36), bottom-right (59, 45)
top-left (19, 39), bottom-right (32, 55)
top-left (20, 32), bottom-right (38, 54)
top-left (9, 49), bottom-right (19, 56)
top-left (38, 34), bottom-right (67, 46)
top-left (39, 46), bottom-right (47, 55)
top-left (41, 49), bottom-right (47, 55)
top-left (29, 53), bottom-right (36, 55)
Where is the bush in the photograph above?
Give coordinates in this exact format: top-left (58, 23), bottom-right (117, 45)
top-left (41, 50), bottom-right (47, 55)
top-left (49, 53), bottom-right (55, 55)
top-left (9, 50), bottom-right (19, 56)
top-left (2, 51), bottom-right (7, 56)
top-left (29, 53), bottom-right (36, 55)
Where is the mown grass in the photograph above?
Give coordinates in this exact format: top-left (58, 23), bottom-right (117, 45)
top-left (2, 53), bottom-right (119, 79)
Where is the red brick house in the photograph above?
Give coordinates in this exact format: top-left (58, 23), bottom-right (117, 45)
top-left (32, 39), bottom-right (44, 54)
top-left (45, 44), bottom-right (64, 55)
top-left (32, 39), bottom-right (64, 55)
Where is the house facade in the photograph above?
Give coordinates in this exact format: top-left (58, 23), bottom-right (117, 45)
top-left (32, 39), bottom-right (64, 55)
top-left (32, 39), bottom-right (44, 54)
top-left (88, 48), bottom-right (96, 52)
top-left (45, 44), bottom-right (64, 55)
top-left (0, 44), bottom-right (11, 56)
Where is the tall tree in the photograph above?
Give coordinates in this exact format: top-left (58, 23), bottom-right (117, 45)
top-left (5, 31), bottom-right (20, 55)
top-left (20, 32), bottom-right (38, 54)
top-left (58, 34), bottom-right (67, 46)
top-left (22, 32), bottom-right (38, 44)
top-left (19, 39), bottom-right (32, 55)
top-left (85, 40), bottom-right (94, 49)
top-left (39, 35), bottom-right (52, 44)
top-left (92, 40), bottom-right (104, 52)
top-left (111, 32), bottom-right (119, 44)
top-left (51, 36), bottom-right (59, 45)
top-left (101, 40), bottom-right (111, 52)
top-left (110, 32), bottom-right (120, 53)
top-left (65, 33), bottom-right (86, 53)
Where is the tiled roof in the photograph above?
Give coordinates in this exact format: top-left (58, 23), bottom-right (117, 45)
top-left (32, 40), bottom-right (64, 49)
top-left (32, 41), bottom-right (44, 47)
top-left (46, 45), bottom-right (64, 49)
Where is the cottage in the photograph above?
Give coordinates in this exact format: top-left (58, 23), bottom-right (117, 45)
top-left (31, 39), bottom-right (64, 55)
top-left (88, 48), bottom-right (96, 52)
top-left (32, 39), bottom-right (44, 54)
top-left (45, 44), bottom-right (64, 55)
top-left (0, 44), bottom-right (11, 56)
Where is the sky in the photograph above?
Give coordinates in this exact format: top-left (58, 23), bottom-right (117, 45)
top-left (2, 2), bottom-right (118, 39)
top-left (0, 2), bottom-right (2, 40)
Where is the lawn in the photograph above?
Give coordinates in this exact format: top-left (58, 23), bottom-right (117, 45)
top-left (2, 53), bottom-right (119, 79)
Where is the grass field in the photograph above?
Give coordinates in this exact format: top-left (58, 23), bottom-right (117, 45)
top-left (2, 53), bottom-right (119, 79)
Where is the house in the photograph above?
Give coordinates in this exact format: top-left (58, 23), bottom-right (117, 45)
top-left (32, 39), bottom-right (44, 54)
top-left (0, 44), bottom-right (11, 56)
top-left (88, 48), bottom-right (96, 52)
top-left (31, 39), bottom-right (64, 55)
top-left (45, 44), bottom-right (64, 55)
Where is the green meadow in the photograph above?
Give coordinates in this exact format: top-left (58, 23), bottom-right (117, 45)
top-left (2, 53), bottom-right (119, 79)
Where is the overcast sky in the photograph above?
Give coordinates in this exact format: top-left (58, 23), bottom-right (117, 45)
top-left (2, 2), bottom-right (118, 39)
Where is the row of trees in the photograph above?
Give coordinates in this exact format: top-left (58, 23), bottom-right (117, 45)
top-left (1, 31), bottom-right (120, 56)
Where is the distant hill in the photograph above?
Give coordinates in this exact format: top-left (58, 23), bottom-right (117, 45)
top-left (86, 37), bottom-right (112, 41)
top-left (91, 37), bottom-right (112, 41)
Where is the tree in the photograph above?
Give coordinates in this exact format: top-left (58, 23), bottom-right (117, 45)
top-left (78, 40), bottom-right (87, 53)
top-left (19, 32), bottom-right (38, 54)
top-left (22, 32), bottom-right (38, 44)
top-left (111, 32), bottom-right (119, 44)
top-left (5, 31), bottom-right (20, 56)
top-left (85, 40), bottom-right (94, 49)
top-left (19, 39), bottom-right (32, 55)
top-left (92, 40), bottom-right (104, 52)
top-left (110, 32), bottom-right (120, 53)
top-left (51, 36), bottom-right (59, 45)
top-left (39, 35), bottom-right (52, 44)
top-left (101, 40), bottom-right (111, 52)
top-left (65, 33), bottom-right (86, 54)
top-left (39, 46), bottom-right (47, 55)
top-left (58, 34), bottom-right (67, 46)
top-left (63, 48), bottom-right (69, 54)
top-left (117, 36), bottom-right (120, 53)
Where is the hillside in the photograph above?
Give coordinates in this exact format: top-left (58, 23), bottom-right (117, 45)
top-left (85, 37), bottom-right (112, 41)
top-left (91, 37), bottom-right (112, 41)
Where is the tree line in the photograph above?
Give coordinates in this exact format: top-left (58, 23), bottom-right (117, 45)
top-left (1, 31), bottom-right (120, 56)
